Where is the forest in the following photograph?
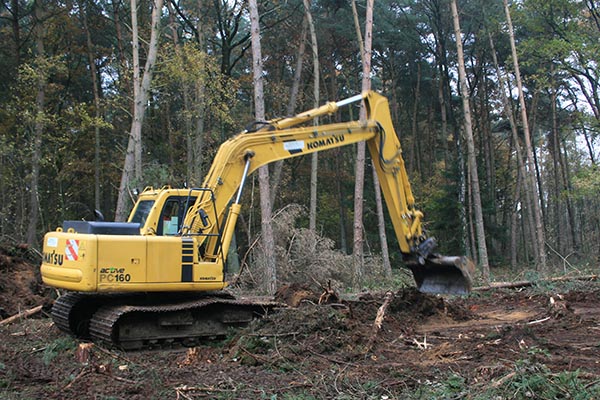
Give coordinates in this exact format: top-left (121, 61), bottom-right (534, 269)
top-left (1, 0), bottom-right (599, 289)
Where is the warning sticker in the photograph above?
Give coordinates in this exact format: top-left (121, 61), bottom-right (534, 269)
top-left (65, 239), bottom-right (80, 261)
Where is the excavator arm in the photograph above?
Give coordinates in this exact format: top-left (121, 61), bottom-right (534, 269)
top-left (181, 91), bottom-right (474, 294)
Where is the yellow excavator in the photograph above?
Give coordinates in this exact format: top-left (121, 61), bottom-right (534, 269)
top-left (40, 91), bottom-right (474, 349)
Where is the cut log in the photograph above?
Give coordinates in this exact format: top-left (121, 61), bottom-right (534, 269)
top-left (474, 274), bottom-right (597, 291)
top-left (0, 305), bottom-right (44, 325)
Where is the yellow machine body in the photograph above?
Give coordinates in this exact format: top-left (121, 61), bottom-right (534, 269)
top-left (41, 91), bottom-right (473, 296)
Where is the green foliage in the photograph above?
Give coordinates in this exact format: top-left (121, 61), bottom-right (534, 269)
top-left (0, 0), bottom-right (597, 275)
top-left (572, 165), bottom-right (600, 199)
top-left (42, 337), bottom-right (77, 366)
top-left (417, 161), bottom-right (465, 255)
top-left (495, 361), bottom-right (600, 400)
top-left (405, 363), bottom-right (600, 399)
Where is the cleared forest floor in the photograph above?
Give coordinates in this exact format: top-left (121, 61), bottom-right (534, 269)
top-left (1, 248), bottom-right (600, 399)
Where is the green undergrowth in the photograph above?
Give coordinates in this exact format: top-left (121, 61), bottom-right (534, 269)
top-left (410, 361), bottom-right (600, 399)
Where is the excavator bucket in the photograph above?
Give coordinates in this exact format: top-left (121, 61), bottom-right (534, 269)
top-left (407, 256), bottom-right (475, 295)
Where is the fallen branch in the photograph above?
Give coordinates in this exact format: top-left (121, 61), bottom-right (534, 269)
top-left (412, 336), bottom-right (429, 350)
top-left (364, 291), bottom-right (395, 354)
top-left (0, 305), bottom-right (44, 325)
top-left (490, 371), bottom-right (516, 388)
top-left (527, 316), bottom-right (551, 325)
top-left (474, 274), bottom-right (598, 291)
top-left (62, 367), bottom-right (91, 391)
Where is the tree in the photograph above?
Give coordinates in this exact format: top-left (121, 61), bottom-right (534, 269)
top-left (303, 0), bottom-right (320, 233)
top-left (77, 0), bottom-right (102, 211)
top-left (503, 0), bottom-right (548, 273)
top-left (249, 0), bottom-right (277, 294)
top-left (25, 0), bottom-right (48, 247)
top-left (352, 0), bottom-right (374, 288)
top-left (115, 0), bottom-right (164, 221)
top-left (450, 0), bottom-right (489, 282)
top-left (351, 0), bottom-right (392, 278)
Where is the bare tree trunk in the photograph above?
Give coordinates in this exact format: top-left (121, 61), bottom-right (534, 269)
top-left (549, 70), bottom-right (578, 254)
top-left (510, 165), bottom-right (522, 269)
top-left (488, 32), bottom-right (537, 265)
top-left (503, 0), bottom-right (547, 273)
top-left (270, 18), bottom-right (307, 205)
top-left (249, 0), bottom-right (276, 294)
top-left (409, 63), bottom-right (422, 174)
top-left (335, 152), bottom-right (348, 253)
top-left (451, 0), bottom-right (489, 282)
top-left (112, 1), bottom-right (128, 92)
top-left (79, 0), bottom-right (102, 211)
top-left (303, 0), bottom-right (319, 232)
top-left (351, 0), bottom-right (374, 288)
top-left (351, 0), bottom-right (390, 278)
top-left (26, 1), bottom-right (47, 247)
top-left (115, 0), bottom-right (164, 221)
top-left (130, 0), bottom-right (142, 181)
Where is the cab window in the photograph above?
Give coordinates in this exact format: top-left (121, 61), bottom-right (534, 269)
top-left (160, 200), bottom-right (180, 235)
top-left (129, 200), bottom-right (154, 227)
top-left (157, 196), bottom-right (197, 236)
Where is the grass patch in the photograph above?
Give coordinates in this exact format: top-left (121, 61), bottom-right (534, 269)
top-left (42, 336), bottom-right (77, 366)
top-left (406, 361), bottom-right (600, 399)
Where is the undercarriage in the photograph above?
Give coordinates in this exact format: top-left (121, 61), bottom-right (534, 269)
top-left (52, 292), bottom-right (281, 350)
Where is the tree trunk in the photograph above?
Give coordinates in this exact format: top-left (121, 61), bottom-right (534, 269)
top-left (115, 0), bottom-right (164, 221)
top-left (78, 0), bottom-right (102, 211)
top-left (26, 1), bottom-right (47, 247)
top-left (303, 0), bottom-right (319, 233)
top-left (409, 63), bottom-right (422, 174)
top-left (352, 0), bottom-right (374, 288)
top-left (510, 164), bottom-right (522, 269)
top-left (503, 0), bottom-right (547, 273)
top-left (335, 151), bottom-right (348, 253)
top-left (270, 18), bottom-right (307, 205)
top-left (451, 0), bottom-right (489, 282)
top-left (488, 31), bottom-right (537, 265)
top-left (249, 0), bottom-right (276, 294)
top-left (353, 0), bottom-right (391, 277)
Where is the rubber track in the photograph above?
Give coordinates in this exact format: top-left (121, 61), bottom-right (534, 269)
top-left (89, 296), bottom-right (282, 349)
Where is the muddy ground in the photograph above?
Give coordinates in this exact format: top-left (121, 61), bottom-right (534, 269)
top-left (1, 248), bottom-right (600, 399)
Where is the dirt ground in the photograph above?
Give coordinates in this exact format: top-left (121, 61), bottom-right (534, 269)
top-left (1, 247), bottom-right (600, 399)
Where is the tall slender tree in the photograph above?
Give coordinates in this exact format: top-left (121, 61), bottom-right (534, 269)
top-left (352, 0), bottom-right (374, 288)
top-left (249, 0), bottom-right (277, 294)
top-left (351, 0), bottom-right (392, 278)
top-left (503, 0), bottom-right (547, 273)
top-left (450, 0), bottom-right (489, 282)
top-left (78, 0), bottom-right (102, 211)
top-left (303, 0), bottom-right (320, 233)
top-left (26, 0), bottom-right (47, 246)
top-left (115, 0), bottom-right (164, 221)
